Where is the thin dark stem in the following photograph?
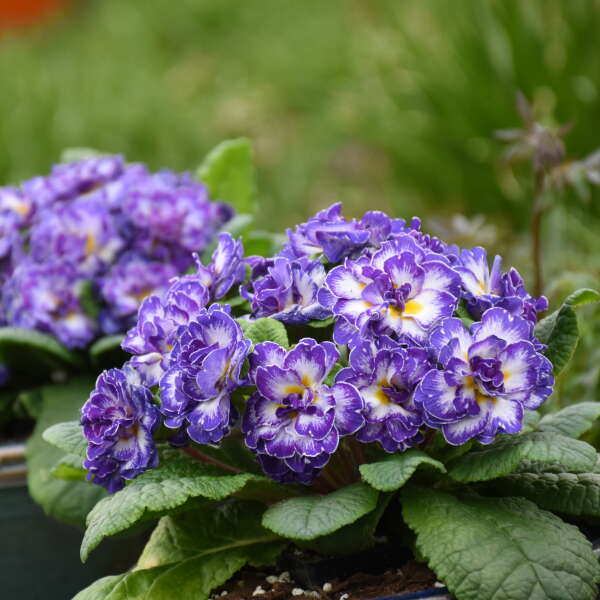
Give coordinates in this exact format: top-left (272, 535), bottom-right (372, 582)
top-left (182, 445), bottom-right (242, 474)
top-left (531, 170), bottom-right (546, 298)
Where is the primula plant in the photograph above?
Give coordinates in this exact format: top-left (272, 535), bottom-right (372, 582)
top-left (41, 193), bottom-right (600, 600)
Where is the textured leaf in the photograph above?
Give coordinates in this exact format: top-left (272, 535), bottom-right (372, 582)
top-left (239, 317), bottom-right (289, 348)
top-left (402, 487), bottom-right (600, 600)
top-left (43, 420), bottom-right (87, 457)
top-left (448, 432), bottom-right (597, 483)
top-left (538, 403), bottom-right (600, 438)
top-left (262, 482), bottom-right (378, 540)
top-left (76, 502), bottom-right (284, 600)
top-left (197, 138), bottom-right (257, 215)
top-left (26, 378), bottom-right (106, 528)
top-left (0, 326), bottom-right (83, 374)
top-left (360, 450), bottom-right (446, 492)
top-left (81, 448), bottom-right (260, 561)
top-left (488, 468), bottom-right (600, 517)
top-left (535, 289), bottom-right (599, 376)
top-left (52, 453), bottom-right (86, 481)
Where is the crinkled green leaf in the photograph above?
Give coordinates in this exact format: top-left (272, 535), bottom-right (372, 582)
top-left (535, 289), bottom-right (599, 375)
top-left (0, 326), bottom-right (83, 373)
top-left (402, 487), bottom-right (600, 600)
top-left (81, 448), bottom-right (261, 561)
top-left (447, 432), bottom-right (597, 483)
top-left (26, 378), bottom-right (106, 528)
top-left (52, 453), bottom-right (86, 481)
top-left (238, 317), bottom-right (289, 348)
top-left (360, 450), bottom-right (446, 492)
top-left (138, 501), bottom-right (282, 569)
top-left (488, 467), bottom-right (600, 517)
top-left (197, 138), bottom-right (257, 215)
top-left (538, 403), bottom-right (600, 438)
top-left (262, 482), bottom-right (378, 540)
top-left (43, 420), bottom-right (87, 457)
top-left (565, 288), bottom-right (600, 307)
top-left (76, 502), bottom-right (284, 600)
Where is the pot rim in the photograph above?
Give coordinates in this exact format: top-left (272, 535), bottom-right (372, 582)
top-left (0, 442), bottom-right (27, 488)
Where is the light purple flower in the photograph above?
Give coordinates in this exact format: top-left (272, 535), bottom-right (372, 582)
top-left (242, 338), bottom-right (364, 484)
top-left (456, 247), bottom-right (547, 323)
top-left (98, 253), bottom-right (179, 334)
top-left (195, 233), bottom-right (246, 300)
top-left (122, 170), bottom-right (232, 254)
top-left (336, 339), bottom-right (431, 452)
top-left (30, 196), bottom-right (124, 275)
top-left (414, 308), bottom-right (554, 445)
top-left (21, 156), bottom-right (125, 209)
top-left (2, 260), bottom-right (96, 349)
top-left (160, 304), bottom-right (251, 445)
top-left (122, 279), bottom-right (209, 385)
top-left (0, 186), bottom-right (34, 226)
top-left (320, 235), bottom-right (461, 345)
top-left (81, 366), bottom-right (160, 493)
top-left (242, 256), bottom-right (331, 324)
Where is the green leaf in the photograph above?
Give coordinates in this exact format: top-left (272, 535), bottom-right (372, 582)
top-left (535, 288), bottom-right (600, 375)
top-left (538, 403), bottom-right (600, 438)
top-left (197, 138), bottom-right (257, 215)
top-left (138, 501), bottom-right (282, 569)
top-left (298, 492), bottom-right (393, 556)
top-left (262, 482), bottom-right (378, 541)
top-left (89, 335), bottom-right (127, 369)
top-left (51, 453), bottom-right (86, 481)
top-left (447, 432), bottom-right (597, 483)
top-left (243, 231), bottom-right (284, 257)
top-left (0, 327), bottom-right (83, 374)
top-left (238, 317), bottom-right (289, 348)
top-left (402, 487), bottom-right (600, 600)
top-left (26, 378), bottom-right (107, 528)
top-left (307, 317), bottom-right (335, 329)
top-left (488, 467), bottom-right (600, 518)
top-left (43, 420), bottom-right (87, 457)
top-left (360, 450), bottom-right (446, 492)
top-left (76, 502), bottom-right (284, 600)
top-left (81, 448), bottom-right (261, 561)
top-left (565, 288), bottom-right (600, 307)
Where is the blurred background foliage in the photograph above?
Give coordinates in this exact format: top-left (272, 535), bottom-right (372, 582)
top-left (1, 0), bottom-right (599, 405)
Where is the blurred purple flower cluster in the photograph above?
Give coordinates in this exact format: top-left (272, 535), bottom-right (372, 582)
top-left (81, 203), bottom-right (553, 492)
top-left (0, 156), bottom-right (232, 348)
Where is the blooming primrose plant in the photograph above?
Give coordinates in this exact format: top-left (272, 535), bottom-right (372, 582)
top-left (44, 203), bottom-right (600, 600)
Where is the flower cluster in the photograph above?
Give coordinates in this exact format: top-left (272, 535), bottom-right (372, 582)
top-left (81, 203), bottom-right (553, 492)
top-left (0, 156), bottom-right (232, 349)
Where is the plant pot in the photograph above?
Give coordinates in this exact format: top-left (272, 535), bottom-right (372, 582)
top-left (0, 442), bottom-right (147, 600)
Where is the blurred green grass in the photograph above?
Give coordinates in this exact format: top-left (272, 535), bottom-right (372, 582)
top-left (2, 0), bottom-right (600, 232)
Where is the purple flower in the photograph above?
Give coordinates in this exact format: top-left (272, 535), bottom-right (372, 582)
top-left (30, 196), bottom-right (124, 275)
top-left (122, 170), bottom-right (232, 254)
top-left (159, 304), bottom-right (250, 445)
top-left (414, 308), bottom-right (554, 445)
top-left (242, 256), bottom-right (331, 324)
top-left (320, 235), bottom-right (461, 345)
top-left (195, 233), bottom-right (246, 300)
top-left (283, 203), bottom-right (370, 263)
top-left (456, 247), bottom-right (547, 323)
top-left (122, 279), bottom-right (209, 385)
top-left (98, 253), bottom-right (179, 334)
top-left (336, 339), bottom-right (431, 452)
top-left (21, 156), bottom-right (125, 209)
top-left (2, 261), bottom-right (96, 349)
top-left (0, 186), bottom-right (34, 226)
top-left (0, 364), bottom-right (9, 387)
top-left (81, 366), bottom-right (160, 493)
top-left (242, 338), bottom-right (364, 484)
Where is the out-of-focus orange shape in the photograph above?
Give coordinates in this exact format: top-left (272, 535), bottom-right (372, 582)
top-left (0, 0), bottom-right (71, 28)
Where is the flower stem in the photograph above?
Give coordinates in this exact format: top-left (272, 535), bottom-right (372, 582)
top-left (182, 445), bottom-right (243, 474)
top-left (531, 170), bottom-right (546, 298)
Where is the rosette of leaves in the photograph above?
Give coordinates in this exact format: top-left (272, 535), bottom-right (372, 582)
top-left (42, 287), bottom-right (600, 600)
